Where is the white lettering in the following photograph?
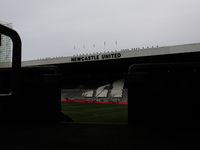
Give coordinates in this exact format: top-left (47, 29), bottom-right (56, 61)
top-left (71, 53), bottom-right (121, 62)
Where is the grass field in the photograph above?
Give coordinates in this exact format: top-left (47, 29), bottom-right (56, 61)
top-left (61, 102), bottom-right (128, 124)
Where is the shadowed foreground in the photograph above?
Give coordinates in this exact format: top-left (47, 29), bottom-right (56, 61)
top-left (0, 123), bottom-right (200, 150)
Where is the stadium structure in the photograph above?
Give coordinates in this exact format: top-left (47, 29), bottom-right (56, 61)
top-left (19, 42), bottom-right (200, 102)
top-left (1, 23), bottom-right (200, 149)
top-left (1, 31), bottom-right (200, 103)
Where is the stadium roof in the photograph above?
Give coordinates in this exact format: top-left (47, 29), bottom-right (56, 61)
top-left (21, 42), bottom-right (200, 67)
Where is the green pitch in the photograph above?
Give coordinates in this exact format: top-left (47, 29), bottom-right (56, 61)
top-left (61, 102), bottom-right (128, 124)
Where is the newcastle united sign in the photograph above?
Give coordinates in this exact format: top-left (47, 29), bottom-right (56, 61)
top-left (71, 53), bottom-right (121, 62)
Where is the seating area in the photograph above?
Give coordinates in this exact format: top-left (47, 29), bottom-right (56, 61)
top-left (95, 84), bottom-right (110, 98)
top-left (83, 90), bottom-right (94, 98)
top-left (61, 78), bottom-right (127, 102)
top-left (110, 79), bottom-right (125, 98)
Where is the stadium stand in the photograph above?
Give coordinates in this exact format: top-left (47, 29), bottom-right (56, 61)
top-left (82, 90), bottom-right (94, 98)
top-left (121, 89), bottom-right (128, 102)
top-left (110, 78), bottom-right (125, 97)
top-left (62, 89), bottom-right (85, 100)
top-left (95, 84), bottom-right (110, 98)
top-left (61, 89), bottom-right (81, 99)
top-left (61, 78), bottom-right (127, 102)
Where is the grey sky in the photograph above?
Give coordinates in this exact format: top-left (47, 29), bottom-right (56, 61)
top-left (1, 0), bottom-right (200, 61)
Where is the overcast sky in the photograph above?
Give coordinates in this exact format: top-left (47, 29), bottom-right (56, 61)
top-left (1, 0), bottom-right (200, 61)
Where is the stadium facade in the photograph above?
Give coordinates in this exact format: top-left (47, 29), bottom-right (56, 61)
top-left (21, 42), bottom-right (200, 102)
top-left (1, 39), bottom-right (200, 102)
